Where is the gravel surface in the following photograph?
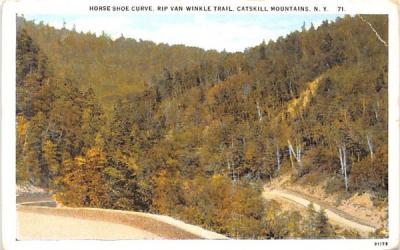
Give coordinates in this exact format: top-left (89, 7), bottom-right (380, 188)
top-left (16, 187), bottom-right (228, 240)
top-left (17, 211), bottom-right (161, 240)
top-left (16, 205), bottom-right (228, 240)
top-left (262, 187), bottom-right (376, 236)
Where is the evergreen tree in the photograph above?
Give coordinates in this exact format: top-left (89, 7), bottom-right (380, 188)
top-left (316, 208), bottom-right (334, 238)
top-left (15, 14), bottom-right (388, 239)
top-left (304, 202), bottom-right (318, 238)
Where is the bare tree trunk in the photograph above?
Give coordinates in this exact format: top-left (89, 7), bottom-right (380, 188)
top-left (288, 147), bottom-right (295, 171)
top-left (57, 130), bottom-right (63, 143)
top-left (288, 140), bottom-right (302, 175)
top-left (338, 145), bottom-right (349, 191)
top-left (227, 137), bottom-right (237, 183)
top-left (276, 145), bottom-right (281, 173)
top-left (357, 15), bottom-right (388, 47)
top-left (227, 161), bottom-right (236, 182)
top-left (256, 101), bottom-right (263, 121)
top-left (373, 108), bottom-right (379, 121)
top-left (232, 161), bottom-right (237, 182)
top-left (367, 135), bottom-right (374, 161)
top-left (338, 147), bottom-right (344, 175)
top-left (374, 100), bottom-right (380, 121)
top-left (288, 140), bottom-right (302, 166)
top-left (296, 144), bottom-right (302, 167)
top-left (288, 80), bottom-right (294, 96)
top-left (288, 141), bottom-right (295, 159)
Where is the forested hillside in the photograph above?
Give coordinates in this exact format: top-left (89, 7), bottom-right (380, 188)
top-left (16, 14), bottom-right (388, 238)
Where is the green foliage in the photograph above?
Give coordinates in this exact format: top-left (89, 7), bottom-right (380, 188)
top-left (315, 209), bottom-right (335, 238)
top-left (303, 203), bottom-right (335, 238)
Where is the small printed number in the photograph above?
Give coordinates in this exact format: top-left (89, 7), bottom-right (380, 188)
top-left (374, 242), bottom-right (388, 246)
top-left (337, 6), bottom-right (345, 11)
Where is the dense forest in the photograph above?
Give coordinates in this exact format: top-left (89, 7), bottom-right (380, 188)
top-left (16, 14), bottom-right (388, 238)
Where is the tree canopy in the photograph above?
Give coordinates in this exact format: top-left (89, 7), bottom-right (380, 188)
top-left (16, 14), bottom-right (388, 239)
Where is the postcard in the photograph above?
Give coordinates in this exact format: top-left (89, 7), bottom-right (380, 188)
top-left (1, 0), bottom-right (399, 249)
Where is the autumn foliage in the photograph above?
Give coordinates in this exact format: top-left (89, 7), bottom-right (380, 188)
top-left (16, 15), bottom-right (388, 238)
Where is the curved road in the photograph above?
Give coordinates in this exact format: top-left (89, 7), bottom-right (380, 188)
top-left (16, 193), bottom-right (228, 240)
top-left (262, 187), bottom-right (376, 236)
top-left (18, 210), bottom-right (160, 240)
top-left (17, 205), bottom-right (228, 240)
top-left (18, 187), bottom-right (377, 239)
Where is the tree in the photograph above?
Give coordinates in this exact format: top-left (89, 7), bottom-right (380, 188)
top-left (316, 209), bottom-right (334, 238)
top-left (60, 148), bottom-right (107, 207)
top-left (16, 14), bottom-right (388, 239)
top-left (43, 139), bottom-right (59, 181)
top-left (304, 202), bottom-right (317, 238)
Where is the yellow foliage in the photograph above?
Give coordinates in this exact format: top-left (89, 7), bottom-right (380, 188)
top-left (166, 158), bottom-right (179, 168)
top-left (211, 173), bottom-right (225, 183)
top-left (86, 148), bottom-right (102, 159)
top-left (276, 75), bottom-right (323, 122)
top-left (265, 200), bottom-right (281, 221)
top-left (74, 156), bottom-right (86, 167)
top-left (245, 142), bottom-right (257, 160)
top-left (16, 115), bottom-right (28, 139)
top-left (43, 139), bottom-right (58, 175)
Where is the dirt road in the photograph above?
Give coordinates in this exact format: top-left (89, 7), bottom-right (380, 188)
top-left (262, 187), bottom-right (376, 236)
top-left (16, 205), bottom-right (228, 240)
top-left (16, 188), bottom-right (228, 240)
top-left (18, 210), bottom-right (161, 240)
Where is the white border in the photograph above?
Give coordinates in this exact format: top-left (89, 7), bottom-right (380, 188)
top-left (1, 0), bottom-right (399, 250)
top-left (1, 1), bottom-right (16, 250)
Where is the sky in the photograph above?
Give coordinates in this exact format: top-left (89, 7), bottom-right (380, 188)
top-left (23, 13), bottom-right (344, 52)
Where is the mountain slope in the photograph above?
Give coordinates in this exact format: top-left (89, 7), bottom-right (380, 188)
top-left (16, 14), bottom-right (388, 239)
